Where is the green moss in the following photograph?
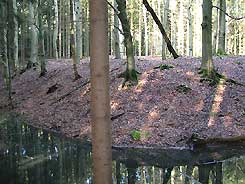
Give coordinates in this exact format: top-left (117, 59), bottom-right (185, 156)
top-left (130, 130), bottom-right (150, 141)
top-left (176, 84), bottom-right (192, 94)
top-left (216, 49), bottom-right (228, 56)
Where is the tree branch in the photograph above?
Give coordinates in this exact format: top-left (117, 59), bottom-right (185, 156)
top-left (213, 5), bottom-right (245, 20)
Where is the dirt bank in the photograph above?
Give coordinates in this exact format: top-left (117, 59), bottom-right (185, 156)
top-left (0, 56), bottom-right (244, 148)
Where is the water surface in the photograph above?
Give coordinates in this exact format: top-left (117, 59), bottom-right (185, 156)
top-left (0, 114), bottom-right (244, 184)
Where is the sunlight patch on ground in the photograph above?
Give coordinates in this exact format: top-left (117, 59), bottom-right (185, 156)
top-left (208, 79), bottom-right (226, 127)
top-left (148, 108), bottom-right (160, 122)
top-left (195, 99), bottom-right (204, 112)
top-left (111, 100), bottom-right (119, 111)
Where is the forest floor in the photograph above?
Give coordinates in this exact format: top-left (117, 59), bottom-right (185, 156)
top-left (0, 56), bottom-right (245, 148)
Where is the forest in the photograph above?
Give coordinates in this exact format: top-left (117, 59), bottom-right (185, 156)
top-left (0, 0), bottom-right (245, 183)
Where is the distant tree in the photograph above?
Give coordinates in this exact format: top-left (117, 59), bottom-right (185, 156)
top-left (90, 0), bottom-right (112, 184)
top-left (201, 0), bottom-right (215, 77)
top-left (217, 0), bottom-right (226, 54)
top-left (113, 0), bottom-right (121, 59)
top-left (53, 0), bottom-right (58, 59)
top-left (70, 0), bottom-right (81, 80)
top-left (142, 0), bottom-right (179, 59)
top-left (116, 0), bottom-right (138, 85)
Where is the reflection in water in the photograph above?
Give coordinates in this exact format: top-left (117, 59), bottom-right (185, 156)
top-left (0, 114), bottom-right (245, 184)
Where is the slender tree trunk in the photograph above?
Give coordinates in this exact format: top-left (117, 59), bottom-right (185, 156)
top-left (143, 6), bottom-right (148, 56)
top-left (75, 0), bottom-right (82, 62)
top-left (70, 0), bottom-right (80, 80)
top-left (90, 0), bottom-right (112, 183)
top-left (143, 0), bottom-right (179, 59)
top-left (162, 0), bottom-right (170, 59)
top-left (12, 0), bottom-right (19, 72)
top-left (53, 0), bottom-right (58, 59)
top-left (28, 0), bottom-right (38, 68)
top-left (116, 0), bottom-right (138, 84)
top-left (138, 5), bottom-right (142, 56)
top-left (113, 0), bottom-right (121, 59)
top-left (213, 1), bottom-right (219, 54)
top-left (38, 2), bottom-right (47, 77)
top-left (201, 0), bottom-right (214, 77)
top-left (217, 0), bottom-right (226, 54)
top-left (188, 0), bottom-right (193, 56)
top-left (58, 0), bottom-right (62, 57)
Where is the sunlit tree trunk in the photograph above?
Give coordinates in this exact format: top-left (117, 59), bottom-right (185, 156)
top-left (90, 0), bottom-right (112, 183)
top-left (58, 0), bottom-right (62, 57)
top-left (113, 0), bottom-right (121, 59)
top-left (70, 0), bottom-right (80, 80)
top-left (143, 0), bottom-right (179, 59)
top-left (217, 0), bottom-right (226, 54)
top-left (188, 0), bottom-right (193, 56)
top-left (28, 0), bottom-right (38, 68)
top-left (213, 1), bottom-right (219, 54)
top-left (116, 0), bottom-right (138, 84)
top-left (162, 0), bottom-right (169, 59)
top-left (201, 0), bottom-right (214, 77)
top-left (143, 6), bottom-right (148, 56)
top-left (53, 0), bottom-right (58, 59)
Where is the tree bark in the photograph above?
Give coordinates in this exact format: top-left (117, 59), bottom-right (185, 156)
top-left (162, 0), bottom-right (170, 59)
top-left (217, 0), bottom-right (226, 54)
top-left (89, 0), bottom-right (112, 183)
top-left (116, 0), bottom-right (138, 84)
top-left (75, 0), bottom-right (82, 62)
top-left (28, 0), bottom-right (38, 68)
top-left (113, 0), bottom-right (121, 59)
top-left (53, 0), bottom-right (58, 59)
top-left (70, 0), bottom-right (80, 80)
top-left (201, 0), bottom-right (214, 76)
top-left (188, 0), bottom-right (193, 56)
top-left (143, 0), bottom-right (179, 59)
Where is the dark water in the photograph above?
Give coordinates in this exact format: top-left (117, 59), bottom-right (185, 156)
top-left (0, 114), bottom-right (245, 184)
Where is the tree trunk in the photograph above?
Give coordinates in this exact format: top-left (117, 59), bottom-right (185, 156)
top-left (70, 0), bottom-right (80, 80)
top-left (116, 0), bottom-right (138, 84)
top-left (201, 0), bottom-right (214, 77)
top-left (75, 0), bottom-right (82, 62)
top-left (38, 1), bottom-right (47, 77)
top-left (217, 0), bottom-right (226, 54)
top-left (12, 0), bottom-right (19, 72)
top-left (212, 1), bottom-right (219, 54)
top-left (188, 0), bottom-right (193, 56)
top-left (162, 0), bottom-right (170, 59)
top-left (113, 0), bottom-right (121, 59)
top-left (53, 0), bottom-right (58, 59)
top-left (143, 6), bottom-right (148, 56)
top-left (90, 0), bottom-right (112, 183)
top-left (198, 165), bottom-right (212, 184)
top-left (28, 0), bottom-right (38, 68)
top-left (143, 0), bottom-right (179, 59)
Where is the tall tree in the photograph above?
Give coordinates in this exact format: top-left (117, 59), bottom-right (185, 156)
top-left (75, 0), bottom-right (82, 62)
top-left (187, 0), bottom-right (193, 56)
top-left (70, 0), bottom-right (80, 80)
top-left (116, 0), bottom-right (138, 85)
top-left (53, 0), bottom-right (58, 59)
top-left (27, 0), bottom-right (38, 68)
top-left (162, 0), bottom-right (170, 59)
top-left (90, 0), bottom-right (112, 183)
top-left (201, 0), bottom-right (215, 77)
top-left (217, 0), bottom-right (226, 54)
top-left (113, 0), bottom-right (121, 59)
top-left (143, 0), bottom-right (179, 59)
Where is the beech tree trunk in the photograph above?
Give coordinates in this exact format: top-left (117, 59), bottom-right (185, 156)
top-left (53, 0), bottom-right (58, 59)
top-left (217, 0), bottom-right (226, 54)
top-left (143, 0), bottom-right (179, 59)
top-left (28, 0), bottom-right (38, 68)
top-left (12, 0), bottom-right (19, 72)
top-left (70, 0), bottom-right (80, 80)
top-left (188, 0), bottom-right (193, 56)
top-left (116, 0), bottom-right (138, 83)
top-left (38, 0), bottom-right (46, 77)
top-left (90, 0), bottom-right (112, 183)
top-left (201, 0), bottom-right (214, 76)
top-left (162, 0), bottom-right (170, 59)
top-left (75, 0), bottom-right (82, 62)
top-left (113, 0), bottom-right (121, 59)
top-left (143, 6), bottom-right (148, 56)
